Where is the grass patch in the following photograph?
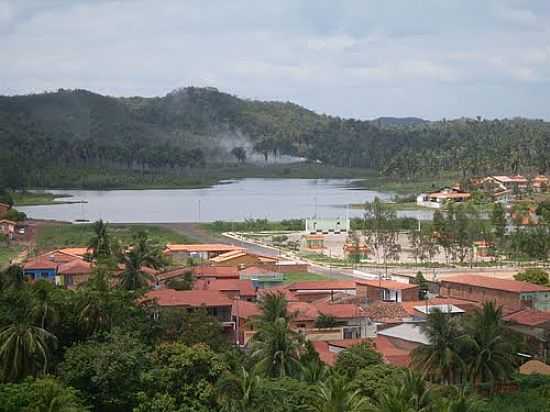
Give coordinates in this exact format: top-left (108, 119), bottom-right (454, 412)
top-left (35, 223), bottom-right (191, 252)
top-left (353, 175), bottom-right (456, 195)
top-left (11, 191), bottom-right (74, 206)
top-left (201, 219), bottom-right (304, 233)
top-left (0, 245), bottom-right (22, 269)
top-left (283, 272), bottom-right (329, 283)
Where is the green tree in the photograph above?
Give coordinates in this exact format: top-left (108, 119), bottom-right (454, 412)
top-left (87, 220), bottom-right (113, 259)
top-left (334, 342), bottom-right (382, 379)
top-left (216, 366), bottom-right (262, 412)
top-left (491, 203), bottom-right (507, 240)
top-left (315, 313), bottom-right (338, 328)
top-left (412, 309), bottom-right (467, 384)
top-left (119, 231), bottom-right (165, 290)
top-left (372, 370), bottom-right (433, 412)
top-left (1, 265), bottom-right (27, 289)
top-left (464, 302), bottom-right (516, 390)
top-left (61, 332), bottom-right (148, 412)
top-left (308, 373), bottom-right (369, 412)
top-left (514, 268), bottom-right (549, 285)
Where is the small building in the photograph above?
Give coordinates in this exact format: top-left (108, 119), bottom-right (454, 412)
top-left (356, 279), bottom-right (420, 303)
top-left (192, 265), bottom-right (240, 279)
top-left (0, 202), bottom-right (11, 218)
top-left (164, 243), bottom-right (243, 261)
top-left (305, 218), bottom-right (350, 234)
top-left (492, 175), bottom-right (529, 192)
top-left (56, 259), bottom-right (93, 288)
top-left (416, 187), bottom-right (471, 209)
top-left (440, 275), bottom-right (550, 311)
top-left (504, 308), bottom-right (550, 359)
top-left (304, 234), bottom-right (324, 250)
top-left (239, 266), bottom-right (285, 288)
top-left (0, 219), bottom-right (16, 240)
top-left (23, 257), bottom-right (59, 281)
top-left (473, 240), bottom-right (495, 258)
top-left (193, 278), bottom-right (257, 301)
top-left (144, 289), bottom-right (234, 324)
top-left (532, 175), bottom-right (549, 192)
top-left (209, 250), bottom-right (278, 269)
top-left (286, 280), bottom-right (357, 302)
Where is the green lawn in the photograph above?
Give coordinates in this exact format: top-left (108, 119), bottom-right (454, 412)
top-left (36, 223), bottom-right (191, 252)
top-left (283, 272), bottom-right (329, 283)
top-left (0, 245), bottom-right (22, 269)
top-left (11, 191), bottom-right (74, 206)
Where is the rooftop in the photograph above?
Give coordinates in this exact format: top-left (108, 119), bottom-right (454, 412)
top-left (145, 289), bottom-right (233, 307)
top-left (192, 265), bottom-right (240, 278)
top-left (363, 301), bottom-right (411, 323)
top-left (57, 258), bottom-right (93, 275)
top-left (357, 279), bottom-right (418, 290)
top-left (442, 275), bottom-right (550, 293)
top-left (165, 243), bottom-right (243, 253)
top-left (232, 300), bottom-right (261, 319)
top-left (492, 175), bottom-right (528, 183)
top-left (374, 335), bottom-right (412, 367)
top-left (504, 309), bottom-right (550, 327)
top-left (194, 279), bottom-right (257, 297)
top-left (313, 302), bottom-right (366, 319)
top-left (520, 360), bottom-right (550, 376)
top-left (377, 323), bottom-right (430, 345)
top-left (23, 257), bottom-right (59, 270)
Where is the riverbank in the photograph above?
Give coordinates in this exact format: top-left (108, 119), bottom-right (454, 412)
top-left (11, 191), bottom-right (86, 206)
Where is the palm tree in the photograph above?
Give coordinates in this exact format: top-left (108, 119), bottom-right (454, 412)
top-left (2, 265), bottom-right (26, 289)
top-left (308, 373), bottom-right (369, 412)
top-left (256, 291), bottom-right (292, 323)
top-left (0, 320), bottom-right (57, 382)
top-left (464, 302), bottom-right (516, 390)
top-left (373, 371), bottom-right (433, 412)
top-left (250, 317), bottom-right (303, 378)
top-left (31, 280), bottom-right (59, 330)
top-left (216, 366), bottom-right (261, 412)
top-left (118, 231), bottom-right (165, 291)
top-left (412, 309), bottom-right (467, 384)
top-left (88, 219), bottom-right (112, 259)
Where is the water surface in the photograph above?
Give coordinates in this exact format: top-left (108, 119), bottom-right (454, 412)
top-left (20, 179), bottom-right (432, 223)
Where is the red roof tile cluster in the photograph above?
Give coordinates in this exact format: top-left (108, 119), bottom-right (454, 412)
top-left (311, 341), bottom-right (337, 366)
top-left (504, 309), bottom-right (550, 327)
top-left (145, 289), bottom-right (233, 307)
top-left (374, 335), bottom-right (411, 367)
top-left (356, 279), bottom-right (418, 290)
top-left (257, 286), bottom-right (298, 302)
top-left (363, 301), bottom-right (411, 323)
top-left (57, 259), bottom-right (93, 275)
top-left (194, 279), bottom-right (257, 297)
top-left (232, 300), bottom-right (261, 319)
top-left (314, 303), bottom-right (366, 319)
top-left (442, 275), bottom-right (550, 293)
top-left (192, 265), bottom-right (240, 279)
top-left (23, 257), bottom-right (59, 270)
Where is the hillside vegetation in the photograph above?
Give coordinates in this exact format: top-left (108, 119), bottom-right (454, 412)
top-left (1, 87), bottom-right (550, 189)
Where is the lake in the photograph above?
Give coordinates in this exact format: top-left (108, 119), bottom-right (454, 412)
top-left (19, 179), bottom-right (433, 223)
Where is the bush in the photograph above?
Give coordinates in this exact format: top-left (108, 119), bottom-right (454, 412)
top-left (514, 268), bottom-right (549, 286)
top-left (4, 208), bottom-right (26, 222)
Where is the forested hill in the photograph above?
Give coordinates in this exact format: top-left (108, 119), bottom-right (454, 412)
top-left (1, 87), bottom-right (550, 189)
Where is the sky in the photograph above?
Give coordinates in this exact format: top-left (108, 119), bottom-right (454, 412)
top-left (1, 0), bottom-right (550, 120)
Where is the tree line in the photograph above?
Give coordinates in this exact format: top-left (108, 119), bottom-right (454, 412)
top-left (2, 88), bottom-right (550, 189)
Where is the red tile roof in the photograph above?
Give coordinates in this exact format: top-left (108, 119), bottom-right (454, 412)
top-left (192, 265), bottom-right (239, 279)
top-left (311, 341), bottom-right (337, 366)
top-left (257, 286), bottom-right (298, 302)
top-left (504, 309), bottom-right (550, 326)
top-left (442, 275), bottom-right (550, 293)
top-left (239, 266), bottom-right (275, 276)
top-left (363, 301), bottom-right (411, 323)
top-left (287, 280), bottom-right (356, 291)
top-left (194, 279), bottom-right (257, 297)
top-left (57, 258), bottom-right (93, 275)
top-left (23, 257), bottom-right (58, 270)
top-left (374, 335), bottom-right (411, 367)
top-left (328, 338), bottom-right (372, 349)
top-left (289, 301), bottom-right (320, 321)
top-left (313, 303), bottom-right (366, 319)
top-left (144, 289), bottom-right (233, 307)
top-left (232, 300), bottom-right (261, 319)
top-left (356, 279), bottom-right (418, 290)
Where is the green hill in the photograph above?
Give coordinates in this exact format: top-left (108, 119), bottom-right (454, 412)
top-left (1, 87), bottom-right (550, 189)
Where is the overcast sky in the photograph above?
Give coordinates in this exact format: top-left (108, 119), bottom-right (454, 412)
top-left (1, 1), bottom-right (550, 120)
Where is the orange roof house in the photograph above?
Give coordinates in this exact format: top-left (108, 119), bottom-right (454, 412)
top-left (194, 278), bottom-right (257, 300)
top-left (192, 265), bottom-right (240, 279)
top-left (440, 275), bottom-right (550, 311)
top-left (416, 187), bottom-right (471, 209)
top-left (286, 280), bottom-right (357, 302)
top-left (210, 250), bottom-right (278, 268)
top-left (356, 279), bottom-right (420, 303)
top-left (57, 259), bottom-right (93, 288)
top-left (165, 243), bottom-right (243, 259)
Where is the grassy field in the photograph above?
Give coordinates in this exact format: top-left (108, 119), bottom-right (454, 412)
top-left (35, 223), bottom-right (191, 252)
top-left (353, 175), bottom-right (456, 194)
top-left (12, 191), bottom-right (76, 206)
top-left (0, 245), bottom-right (22, 269)
top-left (283, 271), bottom-right (329, 283)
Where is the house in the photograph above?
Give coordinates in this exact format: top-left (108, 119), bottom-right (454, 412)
top-left (416, 187), bottom-right (471, 209)
top-left (192, 265), bottom-right (240, 279)
top-left (376, 323), bottom-right (429, 351)
top-left (491, 175), bottom-right (529, 192)
top-left (504, 308), bottom-right (550, 359)
top-left (285, 280), bottom-right (357, 302)
top-left (193, 278), bottom-right (257, 301)
top-left (57, 259), bottom-right (93, 288)
top-left (23, 257), bottom-right (59, 281)
top-left (343, 241), bottom-right (369, 260)
top-left (356, 279), bottom-right (420, 303)
top-left (0, 202), bottom-right (11, 218)
top-left (305, 218), bottom-right (350, 234)
top-left (304, 234), bottom-right (324, 250)
top-left (473, 240), bottom-right (495, 258)
top-left (440, 275), bottom-right (550, 311)
top-left (144, 289), bottom-right (234, 325)
top-left (532, 175), bottom-right (549, 192)
top-left (0, 219), bottom-right (16, 240)
top-left (209, 250), bottom-right (278, 269)
top-left (164, 243), bottom-right (243, 261)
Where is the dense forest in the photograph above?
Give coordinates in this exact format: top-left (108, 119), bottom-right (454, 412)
top-left (1, 87), bottom-right (550, 189)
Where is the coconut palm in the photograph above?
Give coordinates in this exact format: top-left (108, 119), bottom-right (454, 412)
top-left (373, 371), bottom-right (433, 412)
top-left (309, 373), bottom-right (369, 412)
top-left (0, 320), bottom-right (57, 382)
top-left (412, 309), bottom-right (467, 384)
top-left (216, 366), bottom-right (262, 412)
top-left (464, 302), bottom-right (516, 390)
top-left (2, 265), bottom-right (26, 289)
top-left (256, 291), bottom-right (292, 323)
top-left (31, 280), bottom-right (59, 330)
top-left (250, 316), bottom-right (303, 378)
top-left (88, 219), bottom-right (112, 259)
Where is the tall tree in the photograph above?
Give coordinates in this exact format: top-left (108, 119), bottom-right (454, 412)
top-left (88, 220), bottom-right (113, 260)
